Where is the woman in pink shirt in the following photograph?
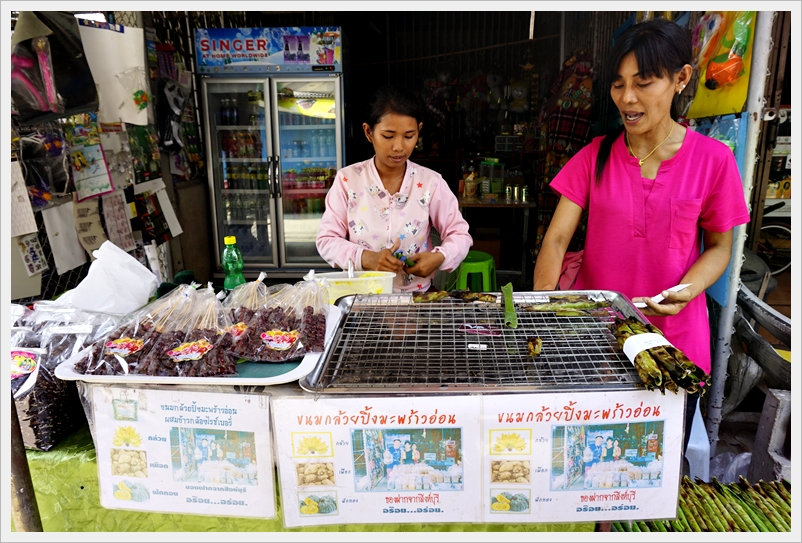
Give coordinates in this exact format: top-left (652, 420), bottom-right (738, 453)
top-left (533, 19), bottom-right (750, 453)
top-left (316, 86), bottom-right (472, 292)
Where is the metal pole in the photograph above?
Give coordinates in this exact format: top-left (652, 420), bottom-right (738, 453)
top-left (706, 11), bottom-right (776, 457)
top-left (10, 397), bottom-right (43, 532)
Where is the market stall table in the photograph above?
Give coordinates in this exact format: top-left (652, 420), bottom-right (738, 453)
top-left (457, 196), bottom-right (538, 284)
top-left (15, 410), bottom-right (593, 533)
top-left (45, 290), bottom-right (687, 530)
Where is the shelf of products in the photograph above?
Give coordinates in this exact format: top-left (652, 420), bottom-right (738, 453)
top-left (223, 189), bottom-right (270, 195)
top-left (282, 156), bottom-right (335, 162)
top-left (281, 124), bottom-right (335, 131)
top-left (217, 125), bottom-right (263, 131)
top-left (283, 188), bottom-right (328, 195)
top-left (219, 158), bottom-right (265, 163)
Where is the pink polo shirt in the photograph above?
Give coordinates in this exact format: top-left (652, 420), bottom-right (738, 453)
top-left (316, 158), bottom-right (473, 292)
top-left (550, 128), bottom-right (750, 374)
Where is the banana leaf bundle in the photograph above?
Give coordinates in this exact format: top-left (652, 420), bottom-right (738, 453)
top-left (448, 290), bottom-right (498, 303)
top-left (520, 300), bottom-right (608, 312)
top-left (412, 291), bottom-right (449, 303)
top-left (611, 317), bottom-right (710, 395)
top-left (611, 477), bottom-right (791, 532)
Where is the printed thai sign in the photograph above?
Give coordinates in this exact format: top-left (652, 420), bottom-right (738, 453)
top-left (194, 27), bottom-right (342, 74)
top-left (481, 389), bottom-right (685, 523)
top-left (90, 384), bottom-right (276, 518)
top-left (272, 395), bottom-right (483, 527)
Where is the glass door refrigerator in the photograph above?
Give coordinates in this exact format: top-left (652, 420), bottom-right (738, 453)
top-left (197, 26), bottom-right (343, 275)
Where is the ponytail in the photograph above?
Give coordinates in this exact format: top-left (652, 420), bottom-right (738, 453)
top-left (594, 125), bottom-right (624, 184)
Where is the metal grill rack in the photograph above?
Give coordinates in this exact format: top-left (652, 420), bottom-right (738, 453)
top-left (300, 291), bottom-right (645, 394)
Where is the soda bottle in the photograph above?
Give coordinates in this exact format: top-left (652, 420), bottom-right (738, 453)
top-left (228, 99), bottom-right (239, 125)
top-left (220, 99), bottom-right (229, 125)
top-left (222, 236), bottom-right (246, 292)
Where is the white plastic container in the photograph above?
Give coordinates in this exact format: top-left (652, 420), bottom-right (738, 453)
top-left (316, 271), bottom-right (396, 304)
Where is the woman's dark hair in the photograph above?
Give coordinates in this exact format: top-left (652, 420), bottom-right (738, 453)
top-left (365, 85), bottom-right (423, 129)
top-left (595, 18), bottom-right (693, 183)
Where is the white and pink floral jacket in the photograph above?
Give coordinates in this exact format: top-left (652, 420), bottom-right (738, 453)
top-left (316, 158), bottom-right (472, 292)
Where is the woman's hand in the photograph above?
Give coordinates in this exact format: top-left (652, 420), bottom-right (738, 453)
top-left (404, 251), bottom-right (445, 278)
top-left (361, 239), bottom-right (405, 273)
top-left (632, 286), bottom-right (695, 317)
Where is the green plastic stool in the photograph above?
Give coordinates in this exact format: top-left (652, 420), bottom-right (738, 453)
top-left (455, 251), bottom-right (497, 292)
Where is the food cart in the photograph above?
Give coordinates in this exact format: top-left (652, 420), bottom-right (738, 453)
top-left (54, 288), bottom-right (687, 528)
top-left (18, 287), bottom-right (790, 531)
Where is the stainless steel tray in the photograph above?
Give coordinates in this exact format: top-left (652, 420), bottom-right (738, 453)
top-left (299, 291), bottom-right (646, 394)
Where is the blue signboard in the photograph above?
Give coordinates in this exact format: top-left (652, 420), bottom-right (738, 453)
top-left (194, 27), bottom-right (342, 75)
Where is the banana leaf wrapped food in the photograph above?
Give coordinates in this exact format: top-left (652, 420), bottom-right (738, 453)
top-left (611, 317), bottom-right (710, 395)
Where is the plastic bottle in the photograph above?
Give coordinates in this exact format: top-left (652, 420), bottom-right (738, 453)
top-left (228, 99), bottom-right (239, 126)
top-left (220, 99), bottom-right (229, 125)
top-left (222, 236), bottom-right (247, 292)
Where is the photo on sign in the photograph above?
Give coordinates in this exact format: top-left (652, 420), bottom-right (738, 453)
top-left (489, 488), bottom-right (531, 514)
top-left (112, 399), bottom-right (138, 421)
top-left (489, 459), bottom-right (531, 484)
top-left (295, 461), bottom-right (336, 488)
top-left (110, 448), bottom-right (148, 478)
top-left (299, 491), bottom-right (338, 516)
top-left (168, 427), bottom-right (258, 486)
top-left (111, 480), bottom-right (150, 503)
top-left (550, 421), bottom-right (665, 491)
top-left (291, 432), bottom-right (334, 459)
top-left (488, 428), bottom-right (533, 455)
top-left (350, 428), bottom-right (464, 492)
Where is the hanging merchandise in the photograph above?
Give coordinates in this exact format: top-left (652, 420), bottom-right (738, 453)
top-left (130, 189), bottom-right (172, 246)
top-left (11, 11), bottom-right (98, 125)
top-left (155, 77), bottom-right (188, 154)
top-left (64, 113), bottom-right (115, 201)
top-left (11, 43), bottom-right (50, 115)
top-left (126, 124), bottom-right (163, 184)
top-left (686, 11), bottom-right (756, 119)
top-left (31, 36), bottom-right (63, 114)
top-left (116, 67), bottom-right (152, 112)
top-left (532, 49), bottom-right (594, 260)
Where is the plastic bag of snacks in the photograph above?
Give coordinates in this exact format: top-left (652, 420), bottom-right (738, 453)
top-left (292, 273), bottom-right (330, 353)
top-left (228, 283), bottom-right (291, 361)
top-left (231, 276), bottom-right (328, 362)
top-left (12, 303), bottom-right (122, 451)
top-left (231, 282), bottom-right (317, 362)
top-left (74, 284), bottom-right (197, 376)
top-left (222, 271), bottom-right (270, 329)
top-left (169, 284), bottom-right (238, 378)
top-left (132, 286), bottom-right (200, 376)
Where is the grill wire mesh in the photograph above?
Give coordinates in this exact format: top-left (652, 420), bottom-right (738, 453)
top-left (303, 292), bottom-right (644, 394)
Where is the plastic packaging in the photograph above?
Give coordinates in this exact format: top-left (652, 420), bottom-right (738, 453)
top-left (129, 286), bottom-right (198, 376)
top-left (707, 114), bottom-right (741, 156)
top-left (115, 66), bottom-right (151, 111)
top-left (228, 283), bottom-right (295, 362)
top-left (222, 236), bottom-right (246, 292)
top-left (227, 279), bottom-right (330, 362)
top-left (170, 284), bottom-right (238, 378)
top-left (31, 36), bottom-right (64, 114)
top-left (74, 284), bottom-right (197, 376)
top-left (292, 275), bottom-right (330, 353)
top-left (11, 44), bottom-right (49, 113)
top-left (222, 271), bottom-right (269, 326)
top-left (11, 303), bottom-right (123, 451)
top-left (722, 452), bottom-right (752, 484)
top-left (709, 451), bottom-right (736, 481)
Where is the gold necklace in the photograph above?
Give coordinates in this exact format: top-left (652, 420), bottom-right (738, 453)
top-left (626, 122), bottom-right (675, 167)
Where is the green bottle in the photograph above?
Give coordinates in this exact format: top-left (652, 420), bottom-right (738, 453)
top-left (222, 235), bottom-right (246, 292)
